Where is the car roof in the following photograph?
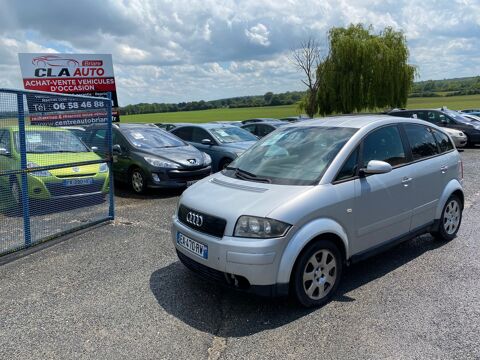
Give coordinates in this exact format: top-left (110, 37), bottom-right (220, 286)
top-left (242, 121), bottom-right (288, 126)
top-left (174, 123), bottom-right (238, 130)
top-left (0, 125), bottom-right (67, 131)
top-left (292, 114), bottom-right (431, 129)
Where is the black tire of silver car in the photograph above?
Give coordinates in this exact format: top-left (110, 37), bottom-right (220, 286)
top-left (130, 168), bottom-right (147, 194)
top-left (431, 194), bottom-right (462, 241)
top-left (292, 240), bottom-right (343, 308)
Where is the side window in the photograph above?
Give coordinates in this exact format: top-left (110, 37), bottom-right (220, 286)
top-left (404, 124), bottom-right (439, 160)
top-left (0, 130), bottom-right (10, 150)
top-left (432, 128), bottom-right (454, 153)
top-left (90, 129), bottom-right (107, 149)
top-left (335, 148), bottom-right (359, 182)
top-left (361, 126), bottom-right (407, 167)
top-left (172, 127), bottom-right (194, 141)
top-left (257, 125), bottom-right (271, 137)
top-left (191, 128), bottom-right (213, 143)
top-left (243, 125), bottom-right (256, 135)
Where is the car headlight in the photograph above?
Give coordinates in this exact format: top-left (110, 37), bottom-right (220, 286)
top-left (458, 132), bottom-right (465, 137)
top-left (99, 163), bottom-right (109, 173)
top-left (203, 152), bottom-right (212, 166)
top-left (144, 156), bottom-right (180, 169)
top-left (27, 162), bottom-right (51, 177)
top-left (234, 216), bottom-right (291, 238)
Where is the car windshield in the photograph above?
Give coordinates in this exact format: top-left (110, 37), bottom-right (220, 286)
top-left (14, 130), bottom-right (89, 153)
top-left (445, 110), bottom-right (475, 123)
top-left (209, 127), bottom-right (257, 143)
top-left (123, 127), bottom-right (185, 149)
top-left (225, 126), bottom-right (357, 185)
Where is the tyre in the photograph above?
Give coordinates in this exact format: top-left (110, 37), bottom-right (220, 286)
top-left (292, 240), bottom-right (343, 307)
top-left (130, 168), bottom-right (147, 194)
top-left (431, 194), bottom-right (462, 241)
top-left (218, 158), bottom-right (232, 171)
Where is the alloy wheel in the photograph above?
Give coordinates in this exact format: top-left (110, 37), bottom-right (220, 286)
top-left (302, 249), bottom-right (337, 300)
top-left (131, 171), bottom-right (144, 193)
top-left (443, 199), bottom-right (461, 235)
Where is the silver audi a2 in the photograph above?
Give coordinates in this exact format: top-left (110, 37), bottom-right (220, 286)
top-left (171, 115), bottom-right (464, 307)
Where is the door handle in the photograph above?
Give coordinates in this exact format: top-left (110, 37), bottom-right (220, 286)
top-left (440, 165), bottom-right (448, 173)
top-left (402, 177), bottom-right (413, 187)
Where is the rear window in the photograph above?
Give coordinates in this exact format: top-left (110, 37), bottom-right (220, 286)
top-left (432, 129), bottom-right (454, 153)
top-left (404, 124), bottom-right (439, 160)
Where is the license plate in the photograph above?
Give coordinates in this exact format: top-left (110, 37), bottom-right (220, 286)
top-left (176, 232), bottom-right (208, 259)
top-left (186, 180), bottom-right (198, 187)
top-left (63, 178), bottom-right (94, 187)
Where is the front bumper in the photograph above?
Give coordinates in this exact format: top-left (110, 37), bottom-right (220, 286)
top-left (149, 166), bottom-right (211, 188)
top-left (171, 216), bottom-right (290, 296)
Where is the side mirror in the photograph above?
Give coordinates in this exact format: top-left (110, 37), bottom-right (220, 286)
top-left (0, 147), bottom-right (10, 156)
top-left (91, 146), bottom-right (99, 152)
top-left (360, 160), bottom-right (392, 176)
top-left (112, 144), bottom-right (122, 154)
top-left (201, 138), bottom-right (213, 145)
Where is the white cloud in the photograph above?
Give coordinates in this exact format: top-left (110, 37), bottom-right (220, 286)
top-left (0, 0), bottom-right (478, 105)
top-left (245, 23), bottom-right (271, 46)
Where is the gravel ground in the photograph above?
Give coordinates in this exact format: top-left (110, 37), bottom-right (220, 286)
top-left (1, 149), bottom-right (479, 360)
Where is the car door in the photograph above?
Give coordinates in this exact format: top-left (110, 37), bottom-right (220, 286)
top-left (402, 124), bottom-right (445, 229)
top-left (352, 125), bottom-right (414, 254)
top-left (111, 130), bottom-right (131, 181)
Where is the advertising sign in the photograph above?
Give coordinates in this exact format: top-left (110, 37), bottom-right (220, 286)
top-left (18, 53), bottom-right (120, 124)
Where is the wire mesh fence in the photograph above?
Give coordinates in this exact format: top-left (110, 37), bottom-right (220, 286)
top-left (0, 89), bottom-right (114, 255)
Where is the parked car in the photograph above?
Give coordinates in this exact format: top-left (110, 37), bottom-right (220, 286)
top-left (241, 121), bottom-right (288, 138)
top-left (442, 128), bottom-right (467, 148)
top-left (462, 114), bottom-right (480, 123)
top-left (389, 108), bottom-right (480, 146)
top-left (241, 118), bottom-right (283, 124)
top-left (460, 109), bottom-right (480, 114)
top-left (61, 126), bottom-right (86, 140)
top-left (83, 124), bottom-right (212, 193)
top-left (0, 126), bottom-right (109, 206)
top-left (170, 124), bottom-right (257, 172)
top-left (280, 116), bottom-right (311, 123)
top-left (211, 121), bottom-right (243, 127)
top-left (154, 123), bottom-right (191, 132)
top-left (171, 115), bottom-right (464, 307)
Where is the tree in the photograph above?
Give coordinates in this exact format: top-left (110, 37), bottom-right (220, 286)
top-left (316, 24), bottom-right (416, 115)
top-left (292, 37), bottom-right (322, 117)
top-left (263, 92), bottom-right (274, 104)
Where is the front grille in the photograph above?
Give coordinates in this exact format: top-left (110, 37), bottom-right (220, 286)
top-left (177, 250), bottom-right (227, 283)
top-left (56, 173), bottom-right (96, 178)
top-left (178, 204), bottom-right (226, 238)
top-left (45, 180), bottom-right (104, 197)
top-left (168, 167), bottom-right (211, 180)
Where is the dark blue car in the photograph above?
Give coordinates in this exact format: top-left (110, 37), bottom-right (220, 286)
top-left (171, 123), bottom-right (258, 172)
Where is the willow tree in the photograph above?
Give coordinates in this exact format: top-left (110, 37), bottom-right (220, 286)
top-left (316, 24), bottom-right (416, 115)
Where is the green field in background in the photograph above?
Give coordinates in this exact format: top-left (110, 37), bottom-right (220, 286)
top-left (121, 94), bottom-right (480, 124)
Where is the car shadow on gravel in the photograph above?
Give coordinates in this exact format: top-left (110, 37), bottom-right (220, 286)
top-left (114, 181), bottom-right (184, 200)
top-left (150, 234), bottom-right (447, 337)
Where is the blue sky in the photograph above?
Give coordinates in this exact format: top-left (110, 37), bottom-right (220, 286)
top-left (0, 0), bottom-right (479, 106)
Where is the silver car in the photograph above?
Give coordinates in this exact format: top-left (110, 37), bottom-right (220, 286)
top-left (171, 116), bottom-right (464, 307)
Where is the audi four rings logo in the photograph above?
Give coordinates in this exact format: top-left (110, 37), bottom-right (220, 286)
top-left (186, 212), bottom-right (203, 227)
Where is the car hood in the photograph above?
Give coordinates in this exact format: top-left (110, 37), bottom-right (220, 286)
top-left (26, 151), bottom-right (104, 177)
top-left (179, 172), bottom-right (313, 236)
top-left (138, 145), bottom-right (206, 167)
top-left (220, 141), bottom-right (256, 151)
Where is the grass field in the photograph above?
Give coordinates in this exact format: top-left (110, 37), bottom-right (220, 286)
top-left (121, 94), bottom-right (480, 124)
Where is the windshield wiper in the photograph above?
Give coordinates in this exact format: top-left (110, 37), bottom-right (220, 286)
top-left (234, 167), bottom-right (271, 184)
